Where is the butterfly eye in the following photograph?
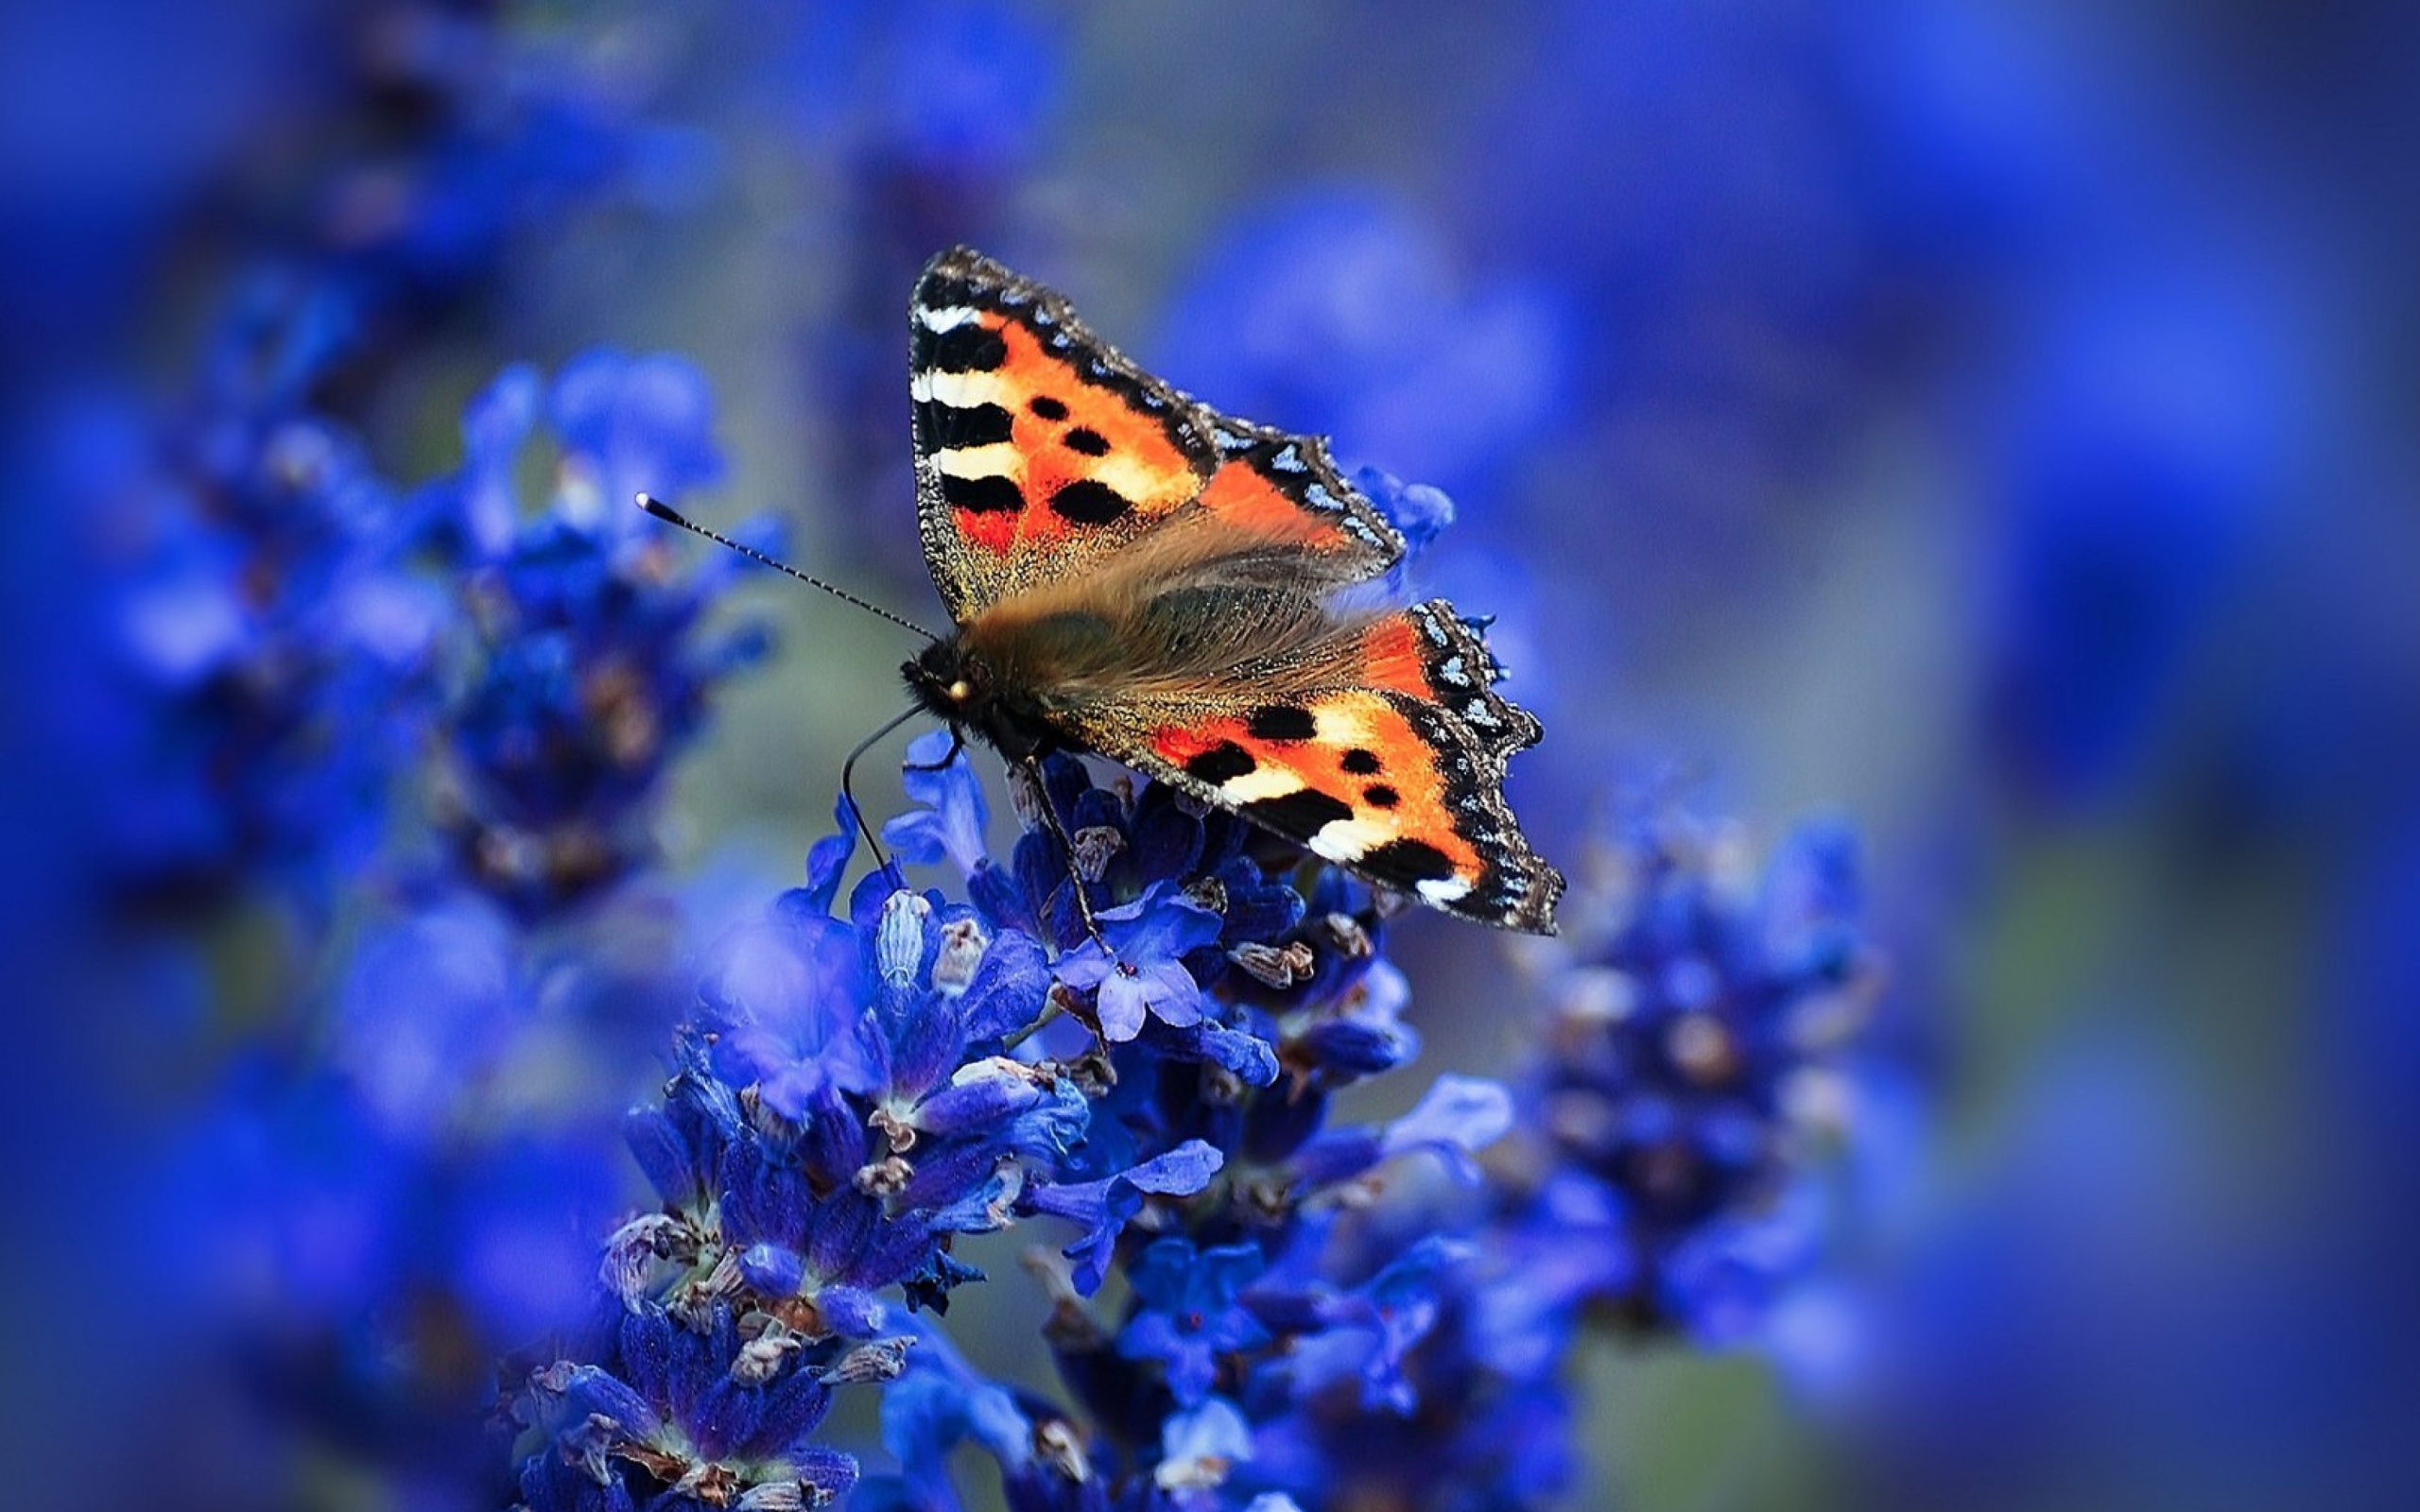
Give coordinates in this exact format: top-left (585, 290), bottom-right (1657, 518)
top-left (949, 679), bottom-right (972, 701)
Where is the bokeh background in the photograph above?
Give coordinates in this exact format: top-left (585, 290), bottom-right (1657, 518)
top-left (5, 2), bottom-right (2416, 1510)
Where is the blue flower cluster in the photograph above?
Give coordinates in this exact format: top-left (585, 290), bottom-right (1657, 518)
top-left (104, 351), bottom-right (780, 1510)
top-left (1494, 808), bottom-right (1885, 1345)
top-left (33, 286), bottom-right (440, 930)
top-left (508, 719), bottom-right (1893, 1509)
top-left (26, 0), bottom-right (707, 951)
top-left (419, 351), bottom-right (770, 916)
top-left (10, 7), bottom-right (774, 1502)
top-left (498, 727), bottom-right (1453, 1503)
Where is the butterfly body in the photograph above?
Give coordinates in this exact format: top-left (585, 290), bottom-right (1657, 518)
top-left (905, 248), bottom-right (1564, 934)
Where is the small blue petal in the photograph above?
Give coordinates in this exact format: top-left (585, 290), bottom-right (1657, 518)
top-left (738, 1243), bottom-right (806, 1296)
top-left (1167, 1022), bottom-right (1284, 1087)
top-left (1380, 1074), bottom-right (1515, 1181)
top-left (800, 797), bottom-right (857, 914)
top-left (956, 928), bottom-right (1050, 1042)
top-left (1097, 968), bottom-right (1150, 1041)
top-left (884, 730), bottom-right (992, 874)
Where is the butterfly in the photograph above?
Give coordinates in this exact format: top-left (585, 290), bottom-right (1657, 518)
top-left (893, 247), bottom-right (1563, 935)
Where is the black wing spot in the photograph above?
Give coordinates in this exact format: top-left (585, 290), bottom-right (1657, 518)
top-left (918, 274), bottom-right (984, 311)
top-left (942, 472), bottom-right (1025, 515)
top-left (1362, 838), bottom-right (1459, 885)
top-left (1028, 395), bottom-right (1070, 421)
top-left (1183, 741), bottom-right (1257, 784)
top-left (1063, 426), bottom-right (1111, 456)
top-left (1362, 784), bottom-right (1400, 809)
top-left (1246, 705), bottom-right (1318, 742)
top-left (1340, 747), bottom-right (1381, 775)
top-left (1048, 479), bottom-right (1134, 525)
top-left (1248, 787), bottom-right (1355, 837)
top-left (923, 323), bottom-right (1009, 373)
top-left (927, 401), bottom-right (1015, 450)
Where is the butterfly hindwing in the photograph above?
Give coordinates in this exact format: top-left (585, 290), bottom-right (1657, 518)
top-left (1067, 675), bottom-right (1562, 934)
top-left (1354, 601), bottom-right (1542, 765)
top-left (912, 248), bottom-right (1404, 620)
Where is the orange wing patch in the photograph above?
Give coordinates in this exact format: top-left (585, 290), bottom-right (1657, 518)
top-left (912, 250), bottom-right (1223, 620)
top-left (1354, 602), bottom-right (1543, 762)
top-left (1357, 616), bottom-right (1432, 698)
top-left (916, 311), bottom-right (1205, 556)
top-left (1195, 451), bottom-right (1391, 570)
top-left (1150, 693), bottom-right (1485, 905)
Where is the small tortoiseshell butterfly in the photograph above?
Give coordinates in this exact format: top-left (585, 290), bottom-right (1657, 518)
top-left (891, 247), bottom-right (1562, 934)
top-left (644, 248), bottom-right (1562, 932)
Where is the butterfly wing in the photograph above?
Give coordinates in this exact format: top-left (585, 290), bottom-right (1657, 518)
top-left (920, 248), bottom-right (1564, 933)
top-left (911, 247), bottom-right (1404, 623)
top-left (1047, 600), bottom-right (1563, 934)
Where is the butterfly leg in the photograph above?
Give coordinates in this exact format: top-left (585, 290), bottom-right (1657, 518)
top-left (1018, 753), bottom-right (1110, 954)
top-left (901, 727), bottom-right (967, 773)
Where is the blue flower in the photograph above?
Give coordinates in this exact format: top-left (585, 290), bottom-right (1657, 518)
top-left (1154, 1396), bottom-right (1256, 1501)
top-left (857, 1313), bottom-right (1102, 1512)
top-left (517, 1302), bottom-right (862, 1512)
top-left (1288, 1074), bottom-right (1515, 1192)
top-left (882, 730), bottom-right (994, 877)
top-left (1025, 1140), bottom-right (1228, 1297)
top-left (1236, 1206), bottom-right (1578, 1512)
top-left (1053, 883), bottom-right (1226, 1040)
top-left (1117, 1238), bottom-right (1273, 1405)
top-left (39, 325), bottom-right (440, 926)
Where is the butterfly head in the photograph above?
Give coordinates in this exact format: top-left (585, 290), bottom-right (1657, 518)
top-left (905, 636), bottom-right (1054, 760)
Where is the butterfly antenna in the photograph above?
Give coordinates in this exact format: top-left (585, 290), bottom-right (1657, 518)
top-left (636, 493), bottom-right (938, 641)
top-left (840, 703), bottom-right (928, 889)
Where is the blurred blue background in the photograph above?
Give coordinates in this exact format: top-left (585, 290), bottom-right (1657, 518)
top-left (4, 2), bottom-right (2415, 1509)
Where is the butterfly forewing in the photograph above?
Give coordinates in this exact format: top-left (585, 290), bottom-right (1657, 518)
top-left (911, 248), bottom-right (1404, 620)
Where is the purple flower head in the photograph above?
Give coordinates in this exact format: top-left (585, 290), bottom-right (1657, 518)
top-left (516, 1303), bottom-right (861, 1512)
top-left (569, 811), bottom-right (1087, 1452)
top-left (1234, 1202), bottom-right (1578, 1512)
top-left (699, 910), bottom-right (881, 1119)
top-left (42, 338), bottom-right (440, 925)
top-left (1316, 1235), bottom-right (1473, 1416)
